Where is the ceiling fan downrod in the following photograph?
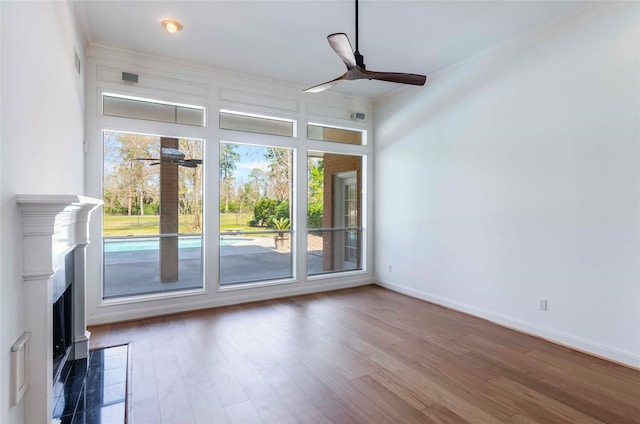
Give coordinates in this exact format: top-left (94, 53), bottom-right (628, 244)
top-left (354, 0), bottom-right (365, 69)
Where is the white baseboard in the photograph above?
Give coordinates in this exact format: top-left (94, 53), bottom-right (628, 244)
top-left (376, 279), bottom-right (640, 369)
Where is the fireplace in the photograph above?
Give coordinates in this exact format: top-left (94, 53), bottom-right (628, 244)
top-left (17, 195), bottom-right (102, 424)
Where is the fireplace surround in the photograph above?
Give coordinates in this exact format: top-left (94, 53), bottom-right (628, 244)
top-left (17, 195), bottom-right (102, 424)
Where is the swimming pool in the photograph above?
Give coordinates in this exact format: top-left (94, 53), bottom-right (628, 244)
top-left (104, 237), bottom-right (248, 252)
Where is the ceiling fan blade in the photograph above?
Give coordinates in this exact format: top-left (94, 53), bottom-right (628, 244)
top-left (181, 159), bottom-right (203, 167)
top-left (304, 73), bottom-right (348, 93)
top-left (362, 69), bottom-right (426, 86)
top-left (327, 33), bottom-right (356, 70)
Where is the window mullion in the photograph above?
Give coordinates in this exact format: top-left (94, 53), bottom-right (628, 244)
top-left (295, 146), bottom-right (308, 282)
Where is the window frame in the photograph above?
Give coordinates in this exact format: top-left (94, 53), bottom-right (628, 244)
top-left (85, 71), bottom-right (373, 325)
top-left (100, 129), bottom-right (207, 300)
top-left (306, 151), bottom-right (366, 278)
top-left (217, 141), bottom-right (297, 289)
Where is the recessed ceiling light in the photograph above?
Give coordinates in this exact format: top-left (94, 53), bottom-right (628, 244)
top-left (161, 19), bottom-right (183, 33)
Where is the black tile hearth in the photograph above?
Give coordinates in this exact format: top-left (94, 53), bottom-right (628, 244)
top-left (53, 345), bottom-right (129, 424)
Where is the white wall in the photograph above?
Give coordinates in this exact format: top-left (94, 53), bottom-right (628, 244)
top-left (0, 1), bottom-right (86, 421)
top-left (0, 3), bottom-right (4, 418)
top-left (374, 4), bottom-right (640, 367)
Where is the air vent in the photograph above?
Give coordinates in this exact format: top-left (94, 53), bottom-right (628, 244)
top-left (122, 72), bottom-right (138, 85)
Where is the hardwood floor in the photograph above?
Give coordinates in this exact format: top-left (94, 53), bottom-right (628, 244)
top-left (89, 285), bottom-right (640, 424)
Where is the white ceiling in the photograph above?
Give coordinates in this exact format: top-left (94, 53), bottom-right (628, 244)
top-left (74, 0), bottom-right (590, 99)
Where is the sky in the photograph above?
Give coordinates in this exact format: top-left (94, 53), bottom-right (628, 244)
top-left (232, 143), bottom-right (271, 183)
top-left (103, 131), bottom-right (275, 185)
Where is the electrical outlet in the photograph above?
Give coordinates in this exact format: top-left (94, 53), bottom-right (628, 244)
top-left (388, 264), bottom-right (392, 272)
top-left (538, 299), bottom-right (548, 311)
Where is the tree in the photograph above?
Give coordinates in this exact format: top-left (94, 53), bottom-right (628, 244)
top-left (220, 143), bottom-right (240, 213)
top-left (308, 157), bottom-right (324, 228)
top-left (178, 138), bottom-right (203, 232)
top-left (265, 148), bottom-right (291, 201)
top-left (102, 132), bottom-right (204, 233)
top-left (248, 168), bottom-right (267, 199)
top-left (220, 143), bottom-right (240, 179)
top-left (103, 132), bottom-right (159, 217)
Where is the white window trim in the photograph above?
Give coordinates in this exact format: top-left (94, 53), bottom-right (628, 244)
top-left (84, 53), bottom-right (373, 326)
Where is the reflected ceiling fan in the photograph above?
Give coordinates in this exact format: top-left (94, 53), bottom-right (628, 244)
top-left (135, 148), bottom-right (202, 168)
top-left (304, 0), bottom-right (426, 93)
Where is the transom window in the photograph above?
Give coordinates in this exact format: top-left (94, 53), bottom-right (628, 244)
top-left (103, 93), bottom-right (205, 126)
top-left (220, 109), bottom-right (295, 137)
top-left (308, 123), bottom-right (364, 145)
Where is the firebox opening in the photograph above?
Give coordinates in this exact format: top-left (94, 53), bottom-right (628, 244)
top-left (53, 250), bottom-right (74, 381)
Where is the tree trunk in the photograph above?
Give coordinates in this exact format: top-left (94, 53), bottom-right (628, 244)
top-left (193, 172), bottom-right (201, 231)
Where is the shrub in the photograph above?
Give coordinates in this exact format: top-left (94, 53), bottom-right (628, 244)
top-left (274, 199), bottom-right (290, 221)
top-left (253, 198), bottom-right (279, 227)
top-left (307, 202), bottom-right (323, 228)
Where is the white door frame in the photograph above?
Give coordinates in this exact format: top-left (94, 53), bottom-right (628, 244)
top-left (333, 171), bottom-right (357, 269)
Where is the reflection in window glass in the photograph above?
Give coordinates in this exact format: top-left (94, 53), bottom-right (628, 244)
top-left (220, 110), bottom-right (294, 137)
top-left (219, 143), bottom-right (294, 285)
top-left (308, 151), bottom-right (362, 275)
top-left (102, 131), bottom-right (204, 298)
top-left (308, 124), bottom-right (363, 145)
top-left (103, 95), bottom-right (205, 126)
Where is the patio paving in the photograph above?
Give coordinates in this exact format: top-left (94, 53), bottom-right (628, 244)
top-left (103, 238), bottom-right (324, 298)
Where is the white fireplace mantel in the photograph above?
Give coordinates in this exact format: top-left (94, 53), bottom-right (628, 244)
top-left (17, 194), bottom-right (102, 424)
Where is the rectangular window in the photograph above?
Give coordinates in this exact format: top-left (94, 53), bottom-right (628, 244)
top-left (102, 131), bottom-right (204, 298)
top-left (308, 124), bottom-right (363, 145)
top-left (220, 110), bottom-right (295, 137)
top-left (308, 151), bottom-right (362, 275)
top-left (103, 94), bottom-right (205, 126)
top-left (219, 142), bottom-right (293, 285)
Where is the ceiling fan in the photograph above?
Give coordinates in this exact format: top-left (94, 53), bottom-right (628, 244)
top-left (304, 0), bottom-right (426, 93)
top-left (135, 148), bottom-right (202, 168)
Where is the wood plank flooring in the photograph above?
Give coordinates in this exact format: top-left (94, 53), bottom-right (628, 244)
top-left (88, 285), bottom-right (640, 424)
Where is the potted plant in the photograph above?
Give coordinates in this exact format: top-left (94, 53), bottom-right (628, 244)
top-left (272, 217), bottom-right (290, 250)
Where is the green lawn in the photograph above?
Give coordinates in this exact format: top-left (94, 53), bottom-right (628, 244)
top-left (103, 213), bottom-right (254, 236)
top-left (220, 213), bottom-right (253, 228)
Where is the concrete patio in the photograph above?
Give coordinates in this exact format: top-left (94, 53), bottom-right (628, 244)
top-left (103, 236), bottom-right (324, 298)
